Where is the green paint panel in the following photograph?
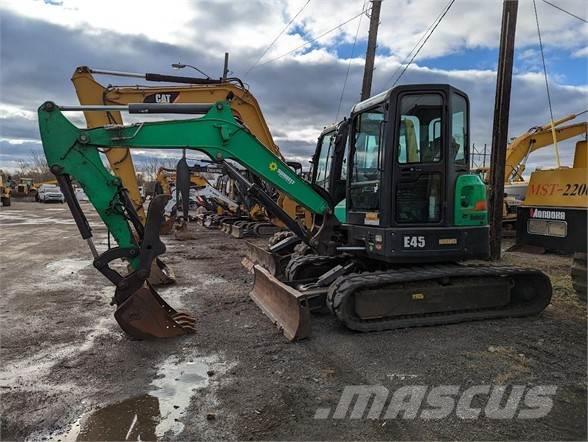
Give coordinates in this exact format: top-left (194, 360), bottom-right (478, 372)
top-left (334, 199), bottom-right (346, 223)
top-left (454, 174), bottom-right (488, 226)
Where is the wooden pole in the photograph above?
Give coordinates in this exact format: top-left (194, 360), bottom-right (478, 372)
top-left (489, 0), bottom-right (518, 260)
top-left (361, 0), bottom-right (382, 101)
top-left (223, 52), bottom-right (229, 81)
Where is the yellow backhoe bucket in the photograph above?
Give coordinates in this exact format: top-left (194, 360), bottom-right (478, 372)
top-left (250, 265), bottom-right (311, 341)
top-left (114, 282), bottom-right (195, 339)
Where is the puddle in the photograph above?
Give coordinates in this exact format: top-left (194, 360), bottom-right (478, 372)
top-left (49, 354), bottom-right (226, 441)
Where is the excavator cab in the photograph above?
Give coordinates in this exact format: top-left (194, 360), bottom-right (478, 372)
top-left (343, 85), bottom-right (489, 263)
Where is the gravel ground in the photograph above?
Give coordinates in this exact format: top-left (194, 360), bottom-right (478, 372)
top-left (1, 201), bottom-right (586, 441)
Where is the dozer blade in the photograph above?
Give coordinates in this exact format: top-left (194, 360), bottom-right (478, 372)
top-left (243, 241), bottom-right (289, 276)
top-left (147, 258), bottom-right (176, 286)
top-left (250, 265), bottom-right (311, 341)
top-left (115, 283), bottom-right (196, 339)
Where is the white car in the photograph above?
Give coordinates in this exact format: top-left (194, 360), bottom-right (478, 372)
top-left (74, 188), bottom-right (88, 201)
top-left (37, 185), bottom-right (65, 203)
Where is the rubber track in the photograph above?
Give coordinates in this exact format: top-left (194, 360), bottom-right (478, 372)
top-left (326, 264), bottom-right (552, 332)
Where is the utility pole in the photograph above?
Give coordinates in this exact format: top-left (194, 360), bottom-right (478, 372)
top-left (489, 0), bottom-right (518, 260)
top-left (361, 0), bottom-right (382, 101)
top-left (222, 52), bottom-right (229, 81)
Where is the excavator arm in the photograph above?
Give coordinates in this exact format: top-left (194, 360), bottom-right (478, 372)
top-left (505, 114), bottom-right (587, 183)
top-left (38, 100), bottom-right (331, 339)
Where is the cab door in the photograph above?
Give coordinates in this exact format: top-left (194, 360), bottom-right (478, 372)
top-left (392, 93), bottom-right (447, 227)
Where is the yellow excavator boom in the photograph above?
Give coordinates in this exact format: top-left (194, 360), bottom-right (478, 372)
top-left (505, 114), bottom-right (587, 183)
top-left (71, 66), bottom-right (307, 228)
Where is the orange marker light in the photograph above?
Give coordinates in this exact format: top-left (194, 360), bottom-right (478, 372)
top-left (474, 200), bottom-right (487, 211)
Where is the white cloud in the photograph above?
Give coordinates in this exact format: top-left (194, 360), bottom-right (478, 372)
top-left (573, 46), bottom-right (588, 58)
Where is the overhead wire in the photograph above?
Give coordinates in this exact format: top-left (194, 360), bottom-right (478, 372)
top-left (541, 0), bottom-right (587, 24)
top-left (335, 0), bottom-right (368, 121)
top-left (386, 1), bottom-right (449, 87)
top-left (251, 7), bottom-right (370, 70)
top-left (244, 0), bottom-right (312, 76)
top-left (533, 0), bottom-right (561, 167)
top-left (388, 0), bottom-right (456, 88)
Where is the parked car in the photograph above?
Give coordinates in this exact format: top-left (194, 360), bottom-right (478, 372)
top-left (37, 185), bottom-right (65, 203)
top-left (74, 188), bottom-right (88, 202)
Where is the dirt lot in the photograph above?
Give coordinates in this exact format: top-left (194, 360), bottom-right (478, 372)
top-left (1, 201), bottom-right (586, 441)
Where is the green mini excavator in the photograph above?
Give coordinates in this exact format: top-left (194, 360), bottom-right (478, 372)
top-left (37, 84), bottom-right (552, 340)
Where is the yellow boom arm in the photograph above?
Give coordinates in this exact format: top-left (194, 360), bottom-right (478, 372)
top-left (505, 114), bottom-right (587, 183)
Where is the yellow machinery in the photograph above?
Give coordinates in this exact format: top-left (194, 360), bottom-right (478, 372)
top-left (515, 126), bottom-right (587, 301)
top-left (475, 113), bottom-right (587, 231)
top-left (154, 167), bottom-right (209, 196)
top-left (71, 66), bottom-right (307, 231)
top-left (11, 177), bottom-right (35, 199)
top-left (504, 113), bottom-right (587, 184)
top-left (0, 173), bottom-right (11, 206)
top-left (72, 68), bottom-right (175, 285)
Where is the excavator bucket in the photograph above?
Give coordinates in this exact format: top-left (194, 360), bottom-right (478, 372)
top-left (249, 265), bottom-right (311, 341)
top-left (114, 282), bottom-right (195, 339)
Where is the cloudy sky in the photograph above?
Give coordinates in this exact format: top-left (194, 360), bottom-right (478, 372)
top-left (0, 0), bottom-right (586, 174)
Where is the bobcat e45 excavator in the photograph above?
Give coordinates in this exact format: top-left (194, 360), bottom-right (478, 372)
top-left (38, 84), bottom-right (552, 341)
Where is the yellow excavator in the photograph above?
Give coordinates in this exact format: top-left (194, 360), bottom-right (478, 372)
top-left (515, 135), bottom-right (587, 302)
top-left (71, 66), bottom-right (308, 237)
top-left (0, 173), bottom-right (11, 206)
top-left (72, 67), bottom-right (176, 285)
top-left (475, 113), bottom-right (587, 230)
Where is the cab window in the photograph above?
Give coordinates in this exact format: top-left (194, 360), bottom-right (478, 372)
top-left (397, 94), bottom-right (443, 164)
top-left (451, 93), bottom-right (468, 164)
top-left (314, 130), bottom-right (335, 190)
top-left (349, 106), bottom-right (385, 211)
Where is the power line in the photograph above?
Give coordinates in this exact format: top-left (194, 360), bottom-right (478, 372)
top-left (389, 0), bottom-right (456, 88)
top-left (533, 0), bottom-right (561, 167)
top-left (252, 7), bottom-right (369, 70)
top-left (336, 0), bottom-right (367, 121)
top-left (244, 0), bottom-right (312, 75)
top-left (541, 0), bottom-right (587, 23)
